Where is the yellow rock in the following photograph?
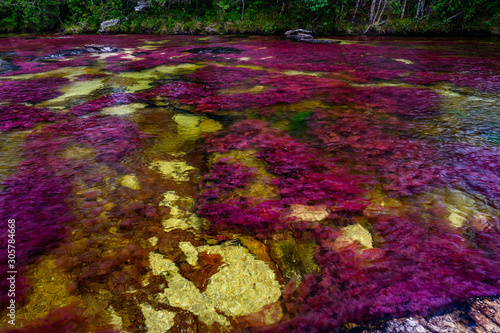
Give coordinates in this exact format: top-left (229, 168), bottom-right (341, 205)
top-left (139, 303), bottom-right (176, 333)
top-left (152, 243), bottom-right (282, 326)
top-left (149, 252), bottom-right (179, 276)
top-left (159, 191), bottom-right (202, 232)
top-left (199, 119), bottom-right (223, 132)
top-left (148, 236), bottom-right (158, 246)
top-left (120, 174), bottom-right (141, 190)
top-left (149, 160), bottom-right (197, 182)
top-left (173, 113), bottom-right (203, 140)
top-left (37, 78), bottom-right (105, 108)
top-left (200, 244), bottom-right (282, 317)
top-left (179, 241), bottom-right (199, 265)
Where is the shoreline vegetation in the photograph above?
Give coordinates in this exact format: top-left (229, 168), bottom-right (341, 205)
top-left (0, 0), bottom-right (498, 36)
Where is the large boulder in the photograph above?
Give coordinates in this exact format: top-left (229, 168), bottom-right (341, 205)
top-left (284, 29), bottom-right (341, 44)
top-left (84, 44), bottom-right (120, 53)
top-left (99, 18), bottom-right (120, 33)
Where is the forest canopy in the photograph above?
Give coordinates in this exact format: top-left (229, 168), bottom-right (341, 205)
top-left (0, 0), bottom-right (499, 34)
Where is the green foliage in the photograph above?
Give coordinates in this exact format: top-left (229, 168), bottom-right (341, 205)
top-left (290, 111), bottom-right (314, 137)
top-left (0, 0), bottom-right (498, 34)
top-left (0, 0), bottom-right (62, 32)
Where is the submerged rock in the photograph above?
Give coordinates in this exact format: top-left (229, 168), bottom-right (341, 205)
top-left (29, 45), bottom-right (118, 62)
top-left (352, 296), bottom-right (500, 333)
top-left (151, 244), bottom-right (282, 327)
top-left (185, 46), bottom-right (243, 54)
top-left (0, 59), bottom-right (20, 74)
top-left (30, 49), bottom-right (87, 62)
top-left (336, 223), bottom-right (373, 249)
top-left (84, 44), bottom-right (120, 53)
top-left (285, 29), bottom-right (315, 40)
top-left (285, 29), bottom-right (341, 44)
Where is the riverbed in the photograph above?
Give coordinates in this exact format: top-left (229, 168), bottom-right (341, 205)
top-left (0, 34), bottom-right (499, 332)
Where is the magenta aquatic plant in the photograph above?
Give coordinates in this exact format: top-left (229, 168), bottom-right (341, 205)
top-left (1, 303), bottom-right (90, 333)
top-left (69, 93), bottom-right (140, 116)
top-left (276, 214), bottom-right (500, 332)
top-left (199, 120), bottom-right (369, 235)
top-left (1, 35), bottom-right (499, 332)
top-left (0, 141), bottom-right (74, 308)
top-left (0, 105), bottom-right (69, 131)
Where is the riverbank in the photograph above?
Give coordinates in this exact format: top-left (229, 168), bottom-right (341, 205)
top-left (61, 13), bottom-right (500, 36)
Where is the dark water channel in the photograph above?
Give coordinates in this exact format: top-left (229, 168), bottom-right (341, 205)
top-left (0, 34), bottom-right (499, 332)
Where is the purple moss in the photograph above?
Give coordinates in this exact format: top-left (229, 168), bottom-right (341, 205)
top-left (0, 115), bottom-right (146, 309)
top-left (0, 105), bottom-right (69, 131)
top-left (69, 93), bottom-right (140, 116)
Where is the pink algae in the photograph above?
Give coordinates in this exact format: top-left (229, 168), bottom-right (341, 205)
top-left (0, 77), bottom-right (69, 104)
top-left (0, 105), bottom-right (69, 131)
top-left (0, 115), bottom-right (146, 309)
top-left (276, 215), bottom-right (500, 332)
top-left (69, 93), bottom-right (140, 116)
top-left (199, 120), bottom-right (369, 234)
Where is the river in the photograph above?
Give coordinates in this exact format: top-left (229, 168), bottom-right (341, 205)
top-left (0, 34), bottom-right (499, 332)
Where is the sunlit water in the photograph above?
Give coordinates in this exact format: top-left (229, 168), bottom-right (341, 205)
top-left (0, 34), bottom-right (499, 332)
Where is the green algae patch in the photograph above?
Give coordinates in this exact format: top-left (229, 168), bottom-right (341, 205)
top-left (270, 236), bottom-right (320, 282)
top-left (173, 113), bottom-right (223, 141)
top-left (101, 103), bottom-right (147, 116)
top-left (37, 78), bottom-right (106, 109)
top-left (139, 304), bottom-right (176, 333)
top-left (209, 150), bottom-right (279, 201)
top-left (0, 131), bottom-right (25, 184)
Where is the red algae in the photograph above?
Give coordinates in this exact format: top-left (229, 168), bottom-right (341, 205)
top-left (0, 78), bottom-right (69, 104)
top-left (0, 105), bottom-right (69, 131)
top-left (1, 303), bottom-right (90, 333)
top-left (0, 115), bottom-right (146, 311)
top-left (199, 120), bottom-right (369, 234)
top-left (275, 214), bottom-right (500, 333)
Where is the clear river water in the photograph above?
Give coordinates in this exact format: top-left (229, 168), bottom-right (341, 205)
top-left (0, 34), bottom-right (499, 332)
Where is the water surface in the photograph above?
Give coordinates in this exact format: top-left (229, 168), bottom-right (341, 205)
top-left (0, 34), bottom-right (499, 332)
